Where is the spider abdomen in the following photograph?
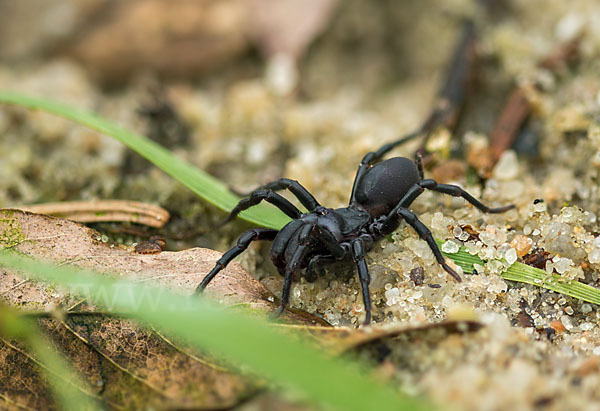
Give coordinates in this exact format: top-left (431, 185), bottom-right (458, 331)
top-left (354, 157), bottom-right (420, 217)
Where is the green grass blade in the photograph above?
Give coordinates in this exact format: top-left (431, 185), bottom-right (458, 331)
top-left (0, 251), bottom-right (429, 411)
top-left (502, 262), bottom-right (600, 304)
top-left (439, 242), bottom-right (600, 305)
top-left (0, 308), bottom-right (101, 410)
top-left (0, 91), bottom-right (290, 230)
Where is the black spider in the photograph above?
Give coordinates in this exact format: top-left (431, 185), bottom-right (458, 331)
top-left (195, 136), bottom-right (514, 324)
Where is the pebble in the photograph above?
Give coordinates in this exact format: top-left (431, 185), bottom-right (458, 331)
top-left (510, 235), bottom-right (532, 258)
top-left (441, 240), bottom-right (460, 254)
top-left (453, 225), bottom-right (463, 238)
top-left (493, 150), bottom-right (519, 180)
top-left (504, 248), bottom-right (518, 265)
top-left (561, 315), bottom-right (575, 330)
top-left (384, 287), bottom-right (401, 306)
top-left (550, 320), bottom-right (567, 333)
top-left (533, 202), bottom-right (547, 213)
top-left (553, 257), bottom-right (572, 274)
top-left (589, 249), bottom-right (600, 264)
top-left (442, 295), bottom-right (454, 308)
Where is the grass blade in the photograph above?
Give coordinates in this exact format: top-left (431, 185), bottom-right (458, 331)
top-left (502, 262), bottom-right (600, 304)
top-left (439, 242), bottom-right (600, 305)
top-left (0, 251), bottom-right (429, 411)
top-left (0, 91), bottom-right (290, 230)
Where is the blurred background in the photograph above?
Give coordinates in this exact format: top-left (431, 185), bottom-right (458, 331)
top-left (1, 0), bottom-right (598, 207)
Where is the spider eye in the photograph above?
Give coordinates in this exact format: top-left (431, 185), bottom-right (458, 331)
top-left (314, 206), bottom-right (328, 216)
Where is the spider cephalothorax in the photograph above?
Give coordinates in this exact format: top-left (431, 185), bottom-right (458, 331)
top-left (196, 139), bottom-right (513, 325)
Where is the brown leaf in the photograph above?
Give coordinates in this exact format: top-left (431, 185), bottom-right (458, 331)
top-left (0, 209), bottom-right (483, 408)
top-left (0, 209), bottom-right (324, 323)
top-left (0, 336), bottom-right (56, 410)
top-left (0, 209), bottom-right (325, 408)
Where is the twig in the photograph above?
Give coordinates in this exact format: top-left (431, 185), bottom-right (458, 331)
top-left (13, 200), bottom-right (170, 228)
top-left (487, 34), bottom-right (582, 169)
top-left (369, 18), bottom-right (477, 161)
top-left (0, 279), bottom-right (29, 296)
top-left (489, 87), bottom-right (531, 162)
top-left (417, 19), bottom-right (476, 155)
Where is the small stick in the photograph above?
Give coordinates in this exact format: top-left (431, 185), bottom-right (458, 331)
top-left (489, 87), bottom-right (531, 162)
top-left (366, 0), bottom-right (501, 160)
top-left (13, 200), bottom-right (170, 228)
top-left (418, 19), bottom-right (476, 153)
top-left (380, 19), bottom-right (478, 160)
top-left (487, 34), bottom-right (582, 166)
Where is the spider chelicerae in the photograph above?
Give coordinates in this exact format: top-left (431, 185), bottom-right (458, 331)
top-left (195, 135), bottom-right (514, 325)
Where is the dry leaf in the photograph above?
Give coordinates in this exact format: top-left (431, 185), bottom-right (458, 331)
top-left (0, 209), bottom-right (325, 322)
top-left (0, 209), bottom-right (325, 409)
top-left (0, 209), bottom-right (483, 408)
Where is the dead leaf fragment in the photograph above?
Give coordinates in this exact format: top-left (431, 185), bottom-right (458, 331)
top-left (431, 160), bottom-right (466, 183)
top-left (134, 236), bottom-right (167, 254)
top-left (16, 200), bottom-right (170, 228)
top-left (0, 209), bottom-right (483, 408)
top-left (0, 209), bottom-right (326, 409)
top-left (0, 208), bottom-right (324, 324)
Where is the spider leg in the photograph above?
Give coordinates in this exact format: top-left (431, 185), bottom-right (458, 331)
top-left (418, 179), bottom-right (515, 213)
top-left (222, 189), bottom-right (302, 225)
top-left (242, 178), bottom-right (321, 212)
top-left (314, 225), bottom-right (347, 260)
top-left (382, 178), bottom-right (513, 229)
top-left (275, 224), bottom-right (312, 317)
top-left (275, 247), bottom-right (306, 317)
top-left (195, 228), bottom-right (278, 293)
top-left (351, 238), bottom-right (373, 325)
top-left (396, 208), bottom-right (461, 282)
